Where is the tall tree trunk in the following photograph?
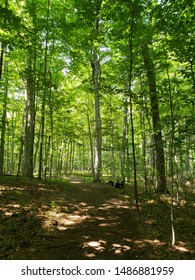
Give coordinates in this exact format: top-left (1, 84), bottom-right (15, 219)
top-left (0, 0), bottom-right (6, 81)
top-left (141, 43), bottom-right (168, 193)
top-left (86, 111), bottom-right (95, 178)
top-left (91, 40), bottom-right (102, 182)
top-left (189, 58), bottom-right (195, 94)
top-left (0, 60), bottom-right (8, 175)
top-left (0, 46), bottom-right (4, 81)
top-left (17, 114), bottom-right (25, 180)
top-left (38, 0), bottom-right (50, 179)
top-left (121, 98), bottom-right (129, 181)
top-left (0, 0), bottom-right (8, 173)
top-left (91, 51), bottom-right (102, 182)
top-left (23, 54), bottom-right (35, 178)
top-left (139, 76), bottom-right (151, 192)
top-left (23, 0), bottom-right (38, 179)
top-left (166, 66), bottom-right (176, 245)
top-left (128, 31), bottom-right (139, 211)
top-left (110, 119), bottom-right (115, 180)
top-left (140, 103), bottom-right (148, 194)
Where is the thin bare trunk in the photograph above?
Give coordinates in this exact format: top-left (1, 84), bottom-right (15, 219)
top-left (128, 23), bottom-right (139, 211)
top-left (86, 111), bottom-right (95, 178)
top-left (121, 98), bottom-right (128, 181)
top-left (0, 60), bottom-right (8, 175)
top-left (23, 54), bottom-right (35, 178)
top-left (0, 47), bottom-right (4, 80)
top-left (38, 0), bottom-right (50, 179)
top-left (91, 48), bottom-right (102, 181)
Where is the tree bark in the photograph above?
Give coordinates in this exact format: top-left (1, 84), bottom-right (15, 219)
top-left (141, 43), bottom-right (168, 193)
top-left (86, 111), bottom-right (95, 178)
top-left (121, 98), bottom-right (129, 181)
top-left (91, 51), bottom-right (102, 182)
top-left (128, 31), bottom-right (139, 211)
top-left (38, 0), bottom-right (50, 179)
top-left (0, 60), bottom-right (8, 175)
top-left (0, 47), bottom-right (4, 80)
top-left (23, 54), bottom-right (35, 178)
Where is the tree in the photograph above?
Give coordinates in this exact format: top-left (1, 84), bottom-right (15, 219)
top-left (0, 59), bottom-right (8, 175)
top-left (23, 51), bottom-right (36, 178)
top-left (38, 0), bottom-right (50, 179)
top-left (141, 43), bottom-right (168, 193)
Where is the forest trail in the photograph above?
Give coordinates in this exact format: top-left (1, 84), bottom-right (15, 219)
top-left (28, 179), bottom-right (142, 260)
top-left (0, 176), bottom-right (194, 260)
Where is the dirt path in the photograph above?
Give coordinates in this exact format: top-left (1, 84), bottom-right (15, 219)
top-left (30, 181), bottom-right (141, 260)
top-left (0, 177), bottom-right (194, 259)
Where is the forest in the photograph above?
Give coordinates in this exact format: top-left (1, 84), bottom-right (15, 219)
top-left (0, 0), bottom-right (195, 260)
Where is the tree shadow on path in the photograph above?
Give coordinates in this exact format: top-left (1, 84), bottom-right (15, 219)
top-left (0, 177), bottom-right (194, 259)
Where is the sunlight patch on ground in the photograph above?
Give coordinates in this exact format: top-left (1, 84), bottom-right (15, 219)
top-left (42, 209), bottom-right (91, 231)
top-left (0, 186), bottom-right (27, 191)
top-left (133, 239), bottom-right (166, 248)
top-left (145, 219), bottom-right (156, 225)
top-left (0, 204), bottom-right (32, 216)
top-left (98, 219), bottom-right (120, 227)
top-left (84, 253), bottom-right (96, 258)
top-left (144, 239), bottom-right (166, 246)
top-left (174, 241), bottom-right (194, 253)
top-left (174, 245), bottom-right (189, 252)
top-left (133, 240), bottom-right (144, 248)
top-left (123, 238), bottom-right (133, 243)
top-left (123, 238), bottom-right (166, 248)
top-left (99, 199), bottom-right (129, 210)
top-left (69, 179), bottom-right (84, 184)
top-left (112, 243), bottom-right (131, 254)
top-left (79, 202), bottom-right (88, 207)
top-left (98, 223), bottom-right (109, 227)
top-left (37, 187), bottom-right (55, 192)
top-left (83, 240), bottom-right (106, 252)
top-left (96, 216), bottom-right (105, 221)
top-left (7, 203), bottom-right (21, 209)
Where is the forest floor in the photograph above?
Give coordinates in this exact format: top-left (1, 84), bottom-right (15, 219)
top-left (0, 175), bottom-right (194, 260)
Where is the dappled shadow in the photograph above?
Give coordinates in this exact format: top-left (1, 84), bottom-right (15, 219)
top-left (0, 176), bottom-right (194, 260)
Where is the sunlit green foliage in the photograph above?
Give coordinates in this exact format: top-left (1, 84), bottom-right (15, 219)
top-left (0, 0), bottom-right (194, 186)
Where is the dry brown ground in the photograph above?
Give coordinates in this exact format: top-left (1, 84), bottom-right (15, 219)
top-left (0, 176), bottom-right (194, 260)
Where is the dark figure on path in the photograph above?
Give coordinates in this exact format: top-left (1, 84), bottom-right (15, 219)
top-left (115, 180), bottom-right (124, 188)
top-left (109, 180), bottom-right (124, 188)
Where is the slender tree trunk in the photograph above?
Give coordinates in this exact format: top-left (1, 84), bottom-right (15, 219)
top-left (189, 58), bottom-right (195, 94)
top-left (0, 60), bottom-right (8, 175)
top-left (142, 43), bottom-right (168, 193)
top-left (23, 0), bottom-right (38, 179)
top-left (23, 54), bottom-right (35, 178)
top-left (91, 49), bottom-right (102, 182)
top-left (48, 133), bottom-right (53, 179)
top-left (68, 141), bottom-right (73, 174)
top-left (0, 47), bottom-right (4, 80)
top-left (129, 93), bottom-right (139, 211)
top-left (16, 112), bottom-right (25, 180)
top-left (86, 111), bottom-right (95, 178)
top-left (128, 27), bottom-right (139, 211)
top-left (140, 103), bottom-right (148, 194)
top-left (139, 76), bottom-right (150, 192)
top-left (0, 0), bottom-right (6, 81)
top-left (166, 67), bottom-right (176, 245)
top-left (48, 71), bottom-right (53, 179)
top-left (0, 0), bottom-right (8, 168)
top-left (121, 98), bottom-right (128, 181)
top-left (38, 0), bottom-right (50, 179)
top-left (10, 111), bottom-right (16, 174)
top-left (110, 120), bottom-right (115, 180)
top-left (33, 122), bottom-right (41, 174)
